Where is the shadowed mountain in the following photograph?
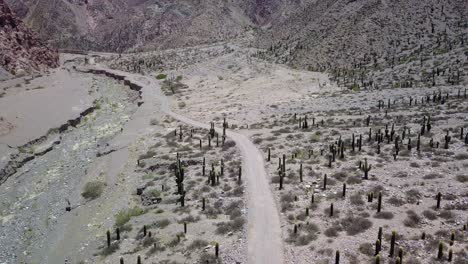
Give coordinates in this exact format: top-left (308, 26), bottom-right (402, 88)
top-left (0, 0), bottom-right (58, 75)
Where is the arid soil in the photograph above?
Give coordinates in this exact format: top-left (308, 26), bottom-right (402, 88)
top-left (113, 45), bottom-right (467, 264)
top-left (0, 42), bottom-right (467, 264)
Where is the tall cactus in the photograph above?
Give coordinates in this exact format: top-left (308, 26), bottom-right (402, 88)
top-left (436, 192), bottom-right (442, 209)
top-left (377, 192), bottom-right (382, 213)
top-left (106, 230), bottom-right (111, 247)
top-left (437, 241), bottom-right (443, 259)
top-left (299, 163), bottom-right (303, 182)
top-left (444, 131), bottom-right (451, 149)
top-left (361, 158), bottom-right (372, 179)
top-left (389, 231), bottom-right (397, 257)
top-left (375, 240), bottom-right (381, 256)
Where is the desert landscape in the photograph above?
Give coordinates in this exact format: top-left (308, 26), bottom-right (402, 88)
top-left (1, 0), bottom-right (467, 264)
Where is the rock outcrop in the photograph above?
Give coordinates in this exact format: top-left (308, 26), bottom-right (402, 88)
top-left (0, 0), bottom-right (58, 75)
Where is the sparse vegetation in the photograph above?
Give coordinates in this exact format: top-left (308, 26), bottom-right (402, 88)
top-left (81, 181), bottom-right (105, 200)
top-left (115, 207), bottom-right (145, 228)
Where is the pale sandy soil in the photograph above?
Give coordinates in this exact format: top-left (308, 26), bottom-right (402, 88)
top-left (171, 51), bottom-right (339, 126)
top-left (0, 67), bottom-right (94, 147)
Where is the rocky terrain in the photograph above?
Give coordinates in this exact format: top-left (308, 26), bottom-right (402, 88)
top-left (5, 0), bottom-right (269, 52)
top-left (0, 0), bottom-right (58, 77)
top-left (0, 1), bottom-right (467, 264)
top-left (99, 41), bottom-right (467, 263)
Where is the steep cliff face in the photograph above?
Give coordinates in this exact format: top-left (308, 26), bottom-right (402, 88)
top-left (0, 0), bottom-right (59, 75)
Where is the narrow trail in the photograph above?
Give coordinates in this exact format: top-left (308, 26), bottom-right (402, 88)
top-left (91, 65), bottom-right (285, 264)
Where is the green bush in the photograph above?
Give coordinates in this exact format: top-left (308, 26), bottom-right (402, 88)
top-left (81, 181), bottom-right (105, 200)
top-left (115, 207), bottom-right (145, 227)
top-left (156, 73), bottom-right (167, 80)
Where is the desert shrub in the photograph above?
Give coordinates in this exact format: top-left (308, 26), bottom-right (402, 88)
top-left (340, 216), bottom-right (372, 235)
top-left (332, 171), bottom-right (347, 181)
top-left (455, 175), bottom-right (468, 183)
top-left (280, 193), bottom-right (295, 212)
top-left (403, 210), bottom-right (421, 227)
top-left (454, 153), bottom-right (468, 160)
top-left (147, 219), bottom-right (170, 230)
top-left (199, 253), bottom-right (222, 264)
top-left (253, 138), bottom-right (263, 144)
top-left (137, 161), bottom-right (146, 168)
top-left (227, 186), bottom-right (244, 197)
top-left (388, 196), bottom-right (406, 206)
top-left (350, 193), bottom-right (364, 206)
top-left (150, 118), bottom-right (158, 126)
top-left (215, 217), bottom-right (245, 234)
top-left (346, 176), bottom-right (362, 184)
top-left (228, 208), bottom-right (242, 220)
top-left (115, 207), bottom-right (145, 227)
top-left (423, 210), bottom-right (437, 220)
top-left (287, 223), bottom-right (319, 246)
top-left (222, 140), bottom-right (236, 150)
top-left (439, 210), bottom-right (455, 220)
top-left (188, 239), bottom-right (209, 250)
top-left (166, 236), bottom-right (180, 248)
top-left (405, 189), bottom-right (421, 203)
top-left (404, 256), bottom-right (422, 264)
top-left (146, 189), bottom-right (161, 199)
top-left (156, 73), bottom-right (167, 80)
top-left (82, 181), bottom-right (105, 200)
top-left (142, 236), bottom-right (156, 247)
top-left (98, 242), bottom-right (119, 256)
top-left (370, 185), bottom-right (385, 195)
top-left (145, 239), bottom-right (166, 256)
top-left (324, 226), bottom-right (341, 237)
top-left (203, 205), bottom-right (222, 219)
top-left (453, 250), bottom-right (468, 264)
top-left (139, 150), bottom-right (156, 160)
top-left (324, 206), bottom-right (340, 217)
top-left (374, 211), bottom-right (394, 219)
top-left (423, 173), bottom-right (441, 179)
top-left (394, 171), bottom-right (408, 178)
top-left (178, 215), bottom-right (199, 224)
top-left (358, 242), bottom-right (374, 256)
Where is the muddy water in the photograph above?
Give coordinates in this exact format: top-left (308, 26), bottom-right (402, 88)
top-left (0, 75), bottom-right (139, 264)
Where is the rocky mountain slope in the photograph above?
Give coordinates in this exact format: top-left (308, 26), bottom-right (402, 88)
top-left (257, 0), bottom-right (467, 64)
top-left (254, 0), bottom-right (468, 88)
top-left (0, 0), bottom-right (58, 76)
top-left (6, 0), bottom-right (288, 52)
top-left (5, 0), bottom-right (468, 88)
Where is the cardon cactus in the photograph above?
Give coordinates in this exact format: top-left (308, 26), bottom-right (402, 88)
top-left (389, 231), bottom-right (397, 257)
top-left (361, 158), bottom-right (372, 179)
top-left (377, 192), bottom-right (382, 213)
top-left (437, 241), bottom-right (443, 259)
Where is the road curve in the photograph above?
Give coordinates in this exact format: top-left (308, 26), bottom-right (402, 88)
top-left (89, 65), bottom-right (285, 264)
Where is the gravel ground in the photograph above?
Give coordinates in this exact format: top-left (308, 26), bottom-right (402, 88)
top-left (0, 73), bottom-right (139, 264)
